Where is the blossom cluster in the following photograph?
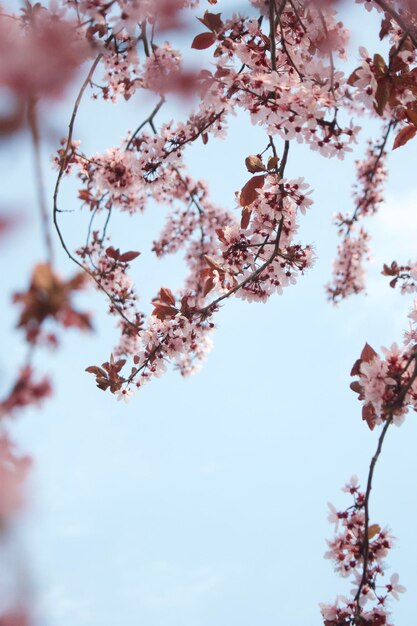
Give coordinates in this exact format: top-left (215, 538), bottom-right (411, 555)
top-left (321, 476), bottom-right (405, 626)
top-left (326, 229), bottom-right (370, 303)
top-left (190, 5), bottom-right (359, 158)
top-left (326, 131), bottom-right (388, 303)
top-left (84, 164), bottom-right (315, 397)
top-left (350, 306), bottom-right (417, 430)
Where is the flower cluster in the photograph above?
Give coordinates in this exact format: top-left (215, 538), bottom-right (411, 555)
top-left (327, 130), bottom-right (389, 303)
top-left (326, 229), bottom-right (370, 303)
top-left (86, 288), bottom-right (216, 396)
top-left (321, 476), bottom-right (405, 626)
top-left (190, 5), bottom-right (358, 158)
top-left (350, 325), bottom-right (417, 430)
top-left (84, 161), bottom-right (315, 396)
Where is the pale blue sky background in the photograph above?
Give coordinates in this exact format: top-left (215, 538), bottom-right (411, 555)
top-left (1, 2), bottom-right (417, 625)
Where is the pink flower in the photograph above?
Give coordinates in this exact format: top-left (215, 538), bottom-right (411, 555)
top-left (386, 573), bottom-right (406, 600)
top-left (117, 388), bottom-right (134, 403)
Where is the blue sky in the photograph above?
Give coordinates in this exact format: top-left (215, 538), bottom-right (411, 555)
top-left (1, 2), bottom-right (417, 625)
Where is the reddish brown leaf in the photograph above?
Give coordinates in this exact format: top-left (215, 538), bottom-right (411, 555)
top-left (239, 175), bottom-right (265, 207)
top-left (200, 269), bottom-right (217, 297)
top-left (347, 67), bottom-right (360, 86)
top-left (379, 16), bottom-right (391, 40)
top-left (215, 228), bottom-right (227, 244)
top-left (204, 255), bottom-right (223, 271)
top-left (267, 156), bottom-right (279, 170)
top-left (152, 304), bottom-right (178, 320)
top-left (203, 277), bottom-right (216, 297)
top-left (158, 287), bottom-right (176, 306)
top-left (113, 358), bottom-right (126, 372)
top-left (374, 79), bottom-right (391, 116)
top-left (118, 250), bottom-right (141, 262)
top-left (350, 358), bottom-right (362, 377)
top-left (191, 32), bottom-right (216, 50)
top-left (240, 207), bottom-right (252, 229)
top-left (382, 262), bottom-right (397, 276)
top-left (373, 53), bottom-right (388, 76)
top-left (406, 108), bottom-right (417, 126)
top-left (393, 125), bottom-right (417, 150)
top-left (78, 189), bottom-right (91, 202)
top-left (105, 246), bottom-right (120, 260)
top-left (360, 343), bottom-right (378, 363)
top-left (197, 11), bottom-right (223, 33)
top-left (362, 403), bottom-right (377, 430)
top-left (85, 366), bottom-right (107, 377)
top-left (350, 381), bottom-right (363, 396)
top-left (215, 67), bottom-right (230, 79)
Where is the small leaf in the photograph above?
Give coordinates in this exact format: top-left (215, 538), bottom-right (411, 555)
top-left (106, 246), bottom-right (120, 260)
top-left (215, 228), bottom-right (227, 244)
top-left (158, 287), bottom-right (176, 306)
top-left (191, 32), bottom-right (216, 50)
top-left (204, 255), bottom-right (223, 271)
top-left (362, 403), bottom-right (377, 430)
top-left (118, 250), bottom-right (141, 262)
top-left (393, 125), bottom-right (417, 150)
top-left (197, 11), bottom-right (223, 33)
top-left (382, 262), bottom-right (397, 276)
top-left (368, 523), bottom-right (381, 539)
top-left (379, 16), bottom-right (391, 40)
top-left (267, 156), bottom-right (279, 170)
top-left (240, 207), bottom-right (252, 229)
top-left (373, 53), bottom-right (388, 76)
top-left (85, 366), bottom-right (107, 377)
top-left (200, 270), bottom-right (216, 297)
top-left (350, 381), bottom-right (363, 395)
top-left (374, 78), bottom-right (391, 116)
top-left (360, 343), bottom-right (378, 363)
top-left (350, 358), bottom-right (362, 377)
top-left (239, 175), bottom-right (265, 207)
top-left (78, 189), bottom-right (91, 201)
top-left (406, 108), bottom-right (417, 126)
top-left (347, 68), bottom-right (360, 86)
top-left (113, 358), bottom-right (126, 373)
top-left (152, 304), bottom-right (178, 320)
top-left (245, 155), bottom-right (265, 173)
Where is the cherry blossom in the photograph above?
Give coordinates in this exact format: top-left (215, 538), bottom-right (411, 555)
top-left (3, 1), bottom-right (417, 624)
top-left (323, 476), bottom-right (399, 625)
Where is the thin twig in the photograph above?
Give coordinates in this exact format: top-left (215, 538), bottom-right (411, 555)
top-left (125, 97), bottom-right (165, 151)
